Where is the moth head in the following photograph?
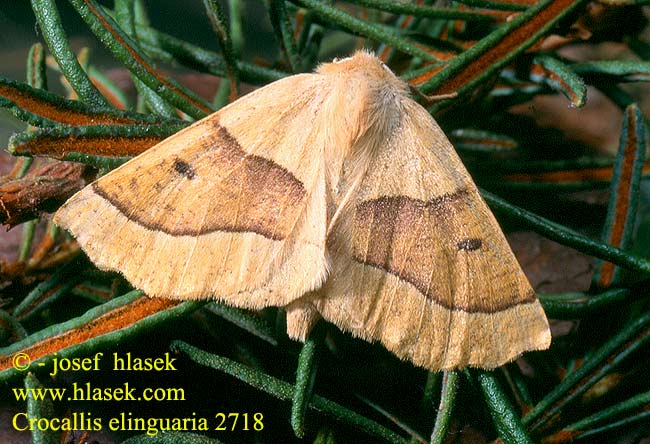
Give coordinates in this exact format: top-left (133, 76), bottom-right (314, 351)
top-left (318, 50), bottom-right (408, 95)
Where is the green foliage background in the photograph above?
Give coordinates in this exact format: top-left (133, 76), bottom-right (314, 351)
top-left (0, 1), bottom-right (649, 443)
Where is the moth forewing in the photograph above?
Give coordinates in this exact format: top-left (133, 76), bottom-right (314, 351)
top-left (54, 73), bottom-right (330, 307)
top-left (300, 79), bottom-right (550, 370)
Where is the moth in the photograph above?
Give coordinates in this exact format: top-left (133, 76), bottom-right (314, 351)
top-left (54, 51), bottom-right (551, 370)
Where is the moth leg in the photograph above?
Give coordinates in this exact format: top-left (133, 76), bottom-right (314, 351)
top-left (285, 297), bottom-right (321, 341)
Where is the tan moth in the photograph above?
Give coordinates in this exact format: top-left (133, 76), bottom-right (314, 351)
top-left (54, 51), bottom-right (551, 370)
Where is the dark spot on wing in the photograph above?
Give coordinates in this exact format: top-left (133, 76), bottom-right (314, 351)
top-left (173, 158), bottom-right (195, 179)
top-left (457, 238), bottom-right (482, 251)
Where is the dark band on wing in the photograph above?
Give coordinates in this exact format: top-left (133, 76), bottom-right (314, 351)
top-left (93, 122), bottom-right (306, 240)
top-left (352, 191), bottom-right (536, 312)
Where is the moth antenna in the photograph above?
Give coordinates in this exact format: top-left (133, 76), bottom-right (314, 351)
top-left (409, 85), bottom-right (458, 107)
top-left (327, 172), bottom-right (365, 237)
